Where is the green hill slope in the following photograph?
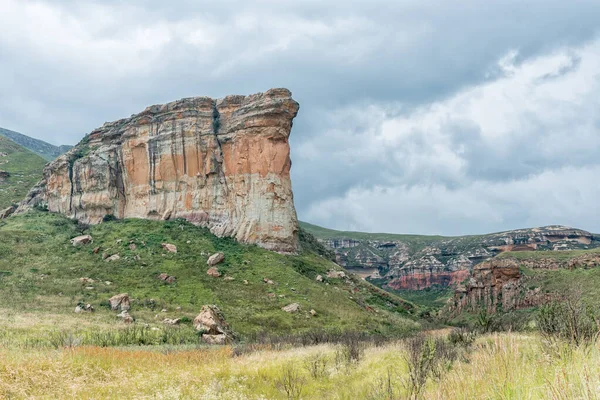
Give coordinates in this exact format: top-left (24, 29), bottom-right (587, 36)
top-left (0, 127), bottom-right (72, 161)
top-left (0, 211), bottom-right (419, 346)
top-left (0, 136), bottom-right (47, 210)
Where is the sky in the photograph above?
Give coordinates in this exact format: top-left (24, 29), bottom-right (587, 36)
top-left (1, 0), bottom-right (600, 236)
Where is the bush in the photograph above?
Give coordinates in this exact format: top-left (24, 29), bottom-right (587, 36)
top-left (275, 362), bottom-right (306, 400)
top-left (537, 292), bottom-right (599, 347)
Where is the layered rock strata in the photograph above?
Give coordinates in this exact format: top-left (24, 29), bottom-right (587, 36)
top-left (19, 89), bottom-right (300, 253)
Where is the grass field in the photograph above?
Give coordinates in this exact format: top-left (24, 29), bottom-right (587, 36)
top-left (0, 332), bottom-right (598, 399)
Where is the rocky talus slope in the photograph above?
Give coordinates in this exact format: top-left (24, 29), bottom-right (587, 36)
top-left (18, 89), bottom-right (300, 253)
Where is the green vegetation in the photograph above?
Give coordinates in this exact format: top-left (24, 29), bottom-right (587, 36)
top-left (0, 211), bottom-right (420, 347)
top-left (0, 127), bottom-right (72, 161)
top-left (300, 221), bottom-right (452, 253)
top-left (0, 136), bottom-right (47, 209)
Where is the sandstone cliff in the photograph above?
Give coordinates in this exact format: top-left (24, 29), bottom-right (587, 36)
top-left (302, 222), bottom-right (600, 290)
top-left (20, 88), bottom-right (300, 253)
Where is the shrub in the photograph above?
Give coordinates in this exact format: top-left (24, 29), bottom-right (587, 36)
top-left (275, 362), bottom-right (306, 400)
top-left (537, 291), bottom-right (599, 347)
top-left (303, 352), bottom-right (329, 379)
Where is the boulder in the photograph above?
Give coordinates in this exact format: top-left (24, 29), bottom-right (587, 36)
top-left (117, 310), bottom-right (134, 324)
top-left (202, 334), bottom-right (227, 345)
top-left (104, 254), bottom-right (120, 262)
top-left (193, 305), bottom-right (229, 335)
top-left (75, 304), bottom-right (94, 313)
top-left (71, 235), bottom-right (93, 246)
top-left (327, 270), bottom-right (347, 279)
top-left (207, 267), bottom-right (221, 278)
top-left (162, 243), bottom-right (177, 253)
top-left (158, 273), bottom-right (176, 284)
top-left (282, 303), bottom-right (301, 313)
top-left (207, 252), bottom-right (225, 266)
top-left (109, 293), bottom-right (130, 311)
top-left (0, 206), bottom-right (16, 219)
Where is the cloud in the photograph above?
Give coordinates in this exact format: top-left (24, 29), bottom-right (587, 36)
top-left (303, 40), bottom-right (600, 234)
top-left (1, 0), bottom-right (600, 234)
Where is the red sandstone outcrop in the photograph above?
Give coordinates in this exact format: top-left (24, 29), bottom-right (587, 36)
top-left (19, 89), bottom-right (300, 253)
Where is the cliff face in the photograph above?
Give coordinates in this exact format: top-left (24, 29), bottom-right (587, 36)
top-left (302, 223), bottom-right (600, 290)
top-left (20, 88), bottom-right (300, 253)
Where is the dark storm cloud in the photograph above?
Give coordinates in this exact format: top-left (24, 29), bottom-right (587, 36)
top-left (1, 0), bottom-right (600, 234)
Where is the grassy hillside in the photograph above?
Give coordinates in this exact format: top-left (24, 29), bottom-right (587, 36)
top-left (0, 135), bottom-right (47, 209)
top-left (0, 211), bottom-right (420, 347)
top-left (0, 127), bottom-right (71, 161)
top-left (300, 221), bottom-right (451, 247)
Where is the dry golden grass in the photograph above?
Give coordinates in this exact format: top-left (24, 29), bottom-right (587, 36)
top-left (0, 333), bottom-right (599, 399)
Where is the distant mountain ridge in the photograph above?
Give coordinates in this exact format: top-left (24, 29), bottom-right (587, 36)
top-left (300, 221), bottom-right (600, 290)
top-left (0, 127), bottom-right (72, 161)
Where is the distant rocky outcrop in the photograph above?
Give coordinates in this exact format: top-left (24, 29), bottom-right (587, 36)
top-left (19, 89), bottom-right (300, 253)
top-left (303, 223), bottom-right (600, 290)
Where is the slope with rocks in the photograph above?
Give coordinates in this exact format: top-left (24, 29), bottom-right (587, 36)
top-left (19, 89), bottom-right (301, 253)
top-left (0, 210), bottom-right (419, 345)
top-left (0, 127), bottom-right (72, 161)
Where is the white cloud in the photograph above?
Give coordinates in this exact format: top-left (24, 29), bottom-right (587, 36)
top-left (302, 39), bottom-right (600, 234)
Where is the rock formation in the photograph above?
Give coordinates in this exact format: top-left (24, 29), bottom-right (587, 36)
top-left (314, 225), bottom-right (599, 290)
top-left (19, 89), bottom-right (300, 253)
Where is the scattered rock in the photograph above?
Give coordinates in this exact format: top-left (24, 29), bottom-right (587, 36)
top-left (327, 270), bottom-right (347, 279)
top-left (207, 252), bottom-right (225, 266)
top-left (0, 206), bottom-right (16, 219)
top-left (129, 243), bottom-right (137, 251)
top-left (105, 281), bottom-right (112, 286)
top-left (207, 267), bottom-right (221, 278)
top-left (93, 247), bottom-right (101, 254)
top-left (74, 304), bottom-right (94, 313)
top-left (158, 273), bottom-right (176, 284)
top-left (267, 293), bottom-right (276, 298)
top-left (176, 306), bottom-right (182, 311)
top-left (282, 303), bottom-right (301, 313)
top-left (263, 278), bottom-right (275, 285)
top-left (310, 309), bottom-right (317, 316)
top-left (194, 305), bottom-right (231, 345)
top-left (117, 310), bottom-right (134, 324)
top-left (162, 243), bottom-right (177, 253)
top-left (71, 235), bottom-right (93, 246)
top-left (202, 334), bottom-right (227, 345)
top-left (85, 286), bottom-right (94, 290)
top-left (104, 254), bottom-right (120, 262)
top-left (109, 293), bottom-right (130, 311)
top-left (223, 276), bottom-right (235, 281)
top-left (315, 275), bottom-right (323, 282)
top-left (162, 318), bottom-right (181, 325)
top-left (243, 280), bottom-right (249, 285)
top-left (79, 277), bottom-right (95, 284)
top-left (161, 309), bottom-right (167, 313)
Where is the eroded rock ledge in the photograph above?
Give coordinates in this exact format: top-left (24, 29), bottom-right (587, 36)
top-left (19, 88), bottom-right (300, 253)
